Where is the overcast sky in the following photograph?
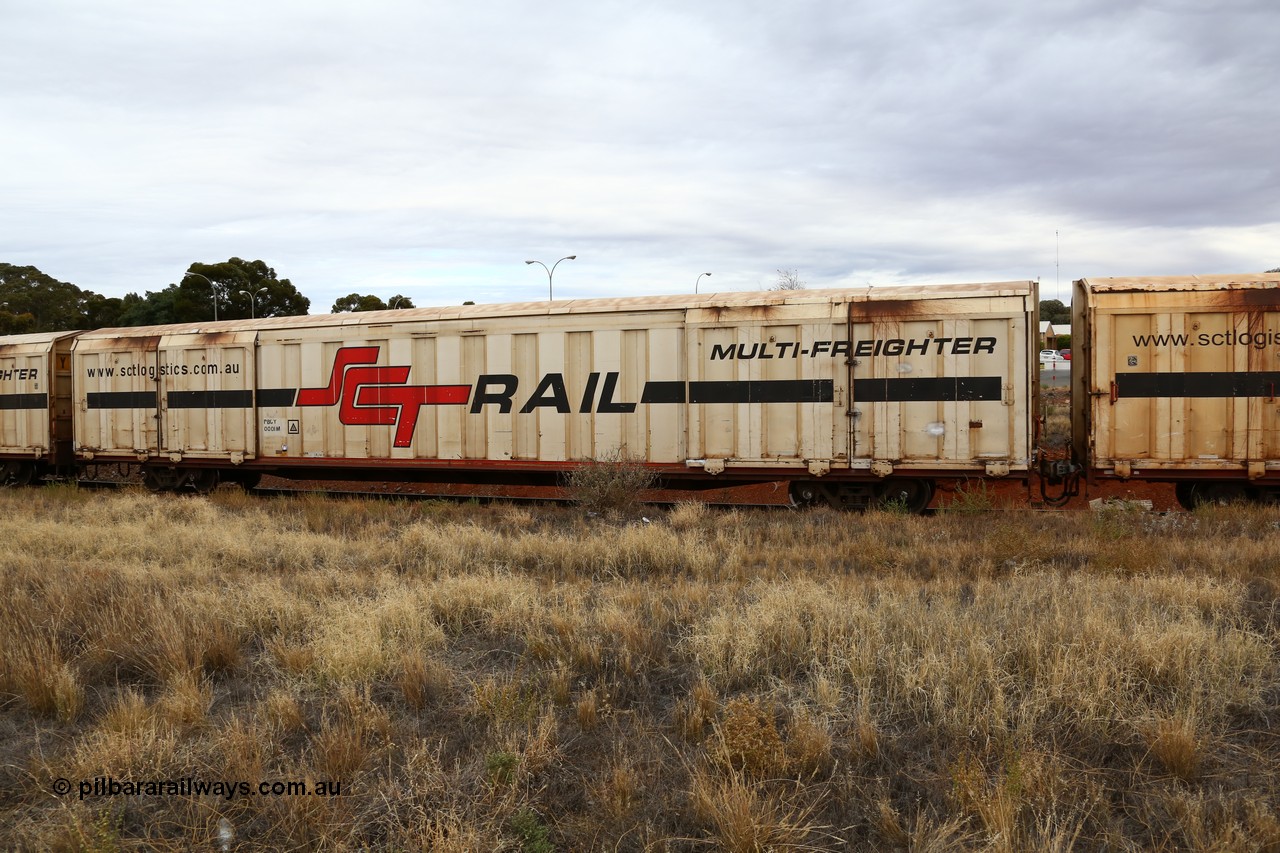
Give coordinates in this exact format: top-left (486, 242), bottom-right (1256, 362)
top-left (3, 0), bottom-right (1277, 312)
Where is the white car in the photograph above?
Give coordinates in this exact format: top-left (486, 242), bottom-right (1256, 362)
top-left (1039, 349), bottom-right (1066, 364)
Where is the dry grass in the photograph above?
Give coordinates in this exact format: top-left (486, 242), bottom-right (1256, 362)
top-left (0, 487), bottom-right (1277, 850)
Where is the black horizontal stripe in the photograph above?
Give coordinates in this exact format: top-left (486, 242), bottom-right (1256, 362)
top-left (689, 379), bottom-right (834, 404)
top-left (87, 391), bottom-right (156, 409)
top-left (640, 381), bottom-right (686, 404)
top-left (257, 388), bottom-right (298, 407)
top-left (167, 390), bottom-right (254, 409)
top-left (0, 393), bottom-right (48, 410)
top-left (1116, 371), bottom-right (1280, 398)
top-left (87, 389), bottom-right (299, 409)
top-left (854, 376), bottom-right (1003, 402)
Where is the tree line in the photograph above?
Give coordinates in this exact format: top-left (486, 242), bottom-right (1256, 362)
top-left (0, 261), bottom-right (417, 334)
top-left (4, 262), bottom-right (1276, 335)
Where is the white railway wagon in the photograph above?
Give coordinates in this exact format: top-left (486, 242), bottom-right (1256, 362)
top-left (70, 283), bottom-right (1036, 508)
top-left (0, 331), bottom-right (77, 485)
top-left (1072, 273), bottom-right (1280, 507)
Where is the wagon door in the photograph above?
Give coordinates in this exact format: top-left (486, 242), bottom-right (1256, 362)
top-left (1254, 303), bottom-right (1280, 472)
top-left (1096, 309), bottom-right (1247, 471)
top-left (73, 334), bottom-right (161, 461)
top-left (1097, 296), bottom-right (1280, 478)
top-left (156, 332), bottom-right (257, 462)
top-left (684, 301), bottom-right (846, 474)
top-left (848, 296), bottom-right (1027, 475)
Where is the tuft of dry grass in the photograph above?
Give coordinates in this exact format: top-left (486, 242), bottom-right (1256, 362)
top-left (1146, 713), bottom-right (1203, 781)
top-left (563, 446), bottom-right (659, 517)
top-left (714, 697), bottom-right (788, 778)
top-left (0, 487), bottom-right (1276, 850)
top-left (689, 768), bottom-right (831, 852)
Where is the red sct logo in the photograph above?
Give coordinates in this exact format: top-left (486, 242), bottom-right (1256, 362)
top-left (296, 347), bottom-right (470, 447)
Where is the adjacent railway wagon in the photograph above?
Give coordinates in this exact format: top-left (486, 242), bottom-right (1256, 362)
top-left (48, 282), bottom-right (1040, 510)
top-left (1071, 273), bottom-right (1280, 507)
top-left (0, 331), bottom-right (76, 485)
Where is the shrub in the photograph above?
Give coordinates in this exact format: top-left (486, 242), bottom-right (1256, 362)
top-left (563, 447), bottom-right (657, 516)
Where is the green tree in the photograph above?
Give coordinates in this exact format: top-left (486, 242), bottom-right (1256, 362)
top-left (116, 286), bottom-right (184, 326)
top-left (0, 263), bottom-right (94, 331)
top-left (0, 309), bottom-right (36, 335)
top-left (333, 293), bottom-right (387, 312)
top-left (80, 292), bottom-right (125, 328)
top-left (118, 258), bottom-right (310, 325)
top-left (331, 293), bottom-right (414, 313)
top-left (188, 258), bottom-right (310, 321)
top-left (1039, 299), bottom-right (1071, 324)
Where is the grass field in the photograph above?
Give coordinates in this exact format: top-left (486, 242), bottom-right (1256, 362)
top-left (1, 486), bottom-right (1277, 851)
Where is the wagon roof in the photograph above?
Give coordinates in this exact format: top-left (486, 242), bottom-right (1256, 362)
top-left (73, 280), bottom-right (1035, 340)
top-left (1080, 273), bottom-right (1280, 293)
top-left (0, 330), bottom-right (82, 348)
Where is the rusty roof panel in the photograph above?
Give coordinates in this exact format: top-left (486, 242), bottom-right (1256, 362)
top-left (1081, 273), bottom-right (1280, 293)
top-left (75, 281), bottom-right (1037, 340)
top-left (0, 330), bottom-right (82, 347)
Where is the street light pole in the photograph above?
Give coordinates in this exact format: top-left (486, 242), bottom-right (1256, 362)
top-left (182, 271), bottom-right (219, 321)
top-left (696, 272), bottom-right (712, 293)
top-left (525, 255), bottom-right (576, 301)
top-left (239, 287), bottom-right (268, 320)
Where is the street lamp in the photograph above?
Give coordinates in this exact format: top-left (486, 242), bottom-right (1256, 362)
top-left (182, 271), bottom-right (219, 321)
top-left (239, 287), bottom-right (268, 320)
top-left (696, 272), bottom-right (712, 293)
top-left (389, 296), bottom-right (407, 309)
top-left (525, 255), bottom-right (576, 301)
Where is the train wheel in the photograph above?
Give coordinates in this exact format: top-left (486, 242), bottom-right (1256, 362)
top-left (235, 471), bottom-right (262, 492)
top-left (875, 479), bottom-right (934, 514)
top-left (143, 468), bottom-right (181, 493)
top-left (186, 469), bottom-right (220, 495)
top-left (1, 462), bottom-right (35, 487)
top-left (1201, 482), bottom-right (1249, 506)
top-left (1177, 481), bottom-right (1249, 508)
top-left (789, 480), bottom-right (825, 507)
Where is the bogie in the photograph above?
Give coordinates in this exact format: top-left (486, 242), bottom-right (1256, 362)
top-left (0, 462), bottom-right (37, 488)
top-left (1174, 481), bottom-right (1260, 510)
top-left (788, 478), bottom-right (935, 514)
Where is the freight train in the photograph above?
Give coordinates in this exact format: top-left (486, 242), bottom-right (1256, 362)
top-left (2, 273), bottom-right (1278, 512)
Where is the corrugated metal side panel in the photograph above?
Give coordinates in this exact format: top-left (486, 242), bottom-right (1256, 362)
top-left (0, 339), bottom-right (54, 455)
top-left (1262, 303), bottom-right (1280, 462)
top-left (251, 291), bottom-right (1037, 472)
top-left (849, 299), bottom-right (1030, 470)
top-left (686, 302), bottom-right (843, 467)
top-left (255, 312), bottom-right (690, 464)
top-left (156, 332), bottom-right (257, 460)
top-left (1086, 280), bottom-right (1280, 474)
top-left (462, 334), bottom-right (489, 459)
top-left (72, 336), bottom-right (160, 457)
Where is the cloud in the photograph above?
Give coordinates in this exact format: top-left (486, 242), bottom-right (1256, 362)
top-left (2, 0), bottom-right (1277, 309)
